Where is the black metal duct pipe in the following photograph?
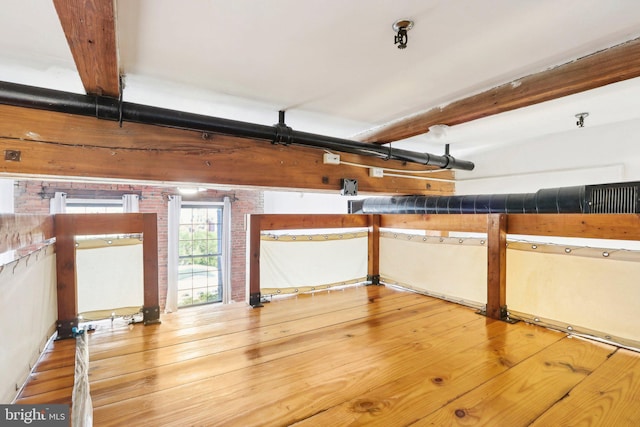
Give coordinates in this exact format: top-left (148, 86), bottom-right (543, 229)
top-left (0, 81), bottom-right (474, 170)
top-left (350, 185), bottom-right (589, 214)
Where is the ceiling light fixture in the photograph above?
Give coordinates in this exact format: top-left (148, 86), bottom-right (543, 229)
top-left (393, 19), bottom-right (414, 49)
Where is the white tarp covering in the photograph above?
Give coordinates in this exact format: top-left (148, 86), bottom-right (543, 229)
top-left (380, 232), bottom-right (487, 308)
top-left (0, 246), bottom-right (57, 403)
top-left (76, 239), bottom-right (144, 317)
top-left (507, 243), bottom-right (640, 347)
top-left (378, 231), bottom-right (640, 348)
top-left (260, 231), bottom-right (368, 294)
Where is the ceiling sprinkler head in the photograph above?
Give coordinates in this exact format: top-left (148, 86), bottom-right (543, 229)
top-left (575, 112), bottom-right (589, 128)
top-left (393, 19), bottom-right (414, 49)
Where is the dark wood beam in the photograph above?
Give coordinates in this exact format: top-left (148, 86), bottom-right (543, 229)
top-left (247, 214), bottom-right (262, 307)
top-left (357, 37), bottom-right (640, 144)
top-left (507, 213), bottom-right (640, 240)
top-left (380, 213), bottom-right (488, 233)
top-left (254, 214), bottom-right (370, 231)
top-left (53, 0), bottom-right (119, 97)
top-left (368, 214), bottom-right (380, 284)
top-left (0, 104), bottom-right (454, 195)
top-left (486, 214), bottom-right (507, 321)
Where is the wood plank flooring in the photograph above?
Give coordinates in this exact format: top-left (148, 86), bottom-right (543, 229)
top-left (16, 285), bottom-right (640, 426)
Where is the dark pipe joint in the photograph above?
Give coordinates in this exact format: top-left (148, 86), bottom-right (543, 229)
top-left (273, 122), bottom-right (293, 145)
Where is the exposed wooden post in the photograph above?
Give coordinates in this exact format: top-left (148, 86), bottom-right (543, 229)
top-left (367, 214), bottom-right (381, 285)
top-left (54, 213), bottom-right (160, 338)
top-left (486, 214), bottom-right (508, 320)
top-left (248, 214), bottom-right (263, 307)
top-left (142, 213), bottom-right (160, 325)
top-left (54, 215), bottom-right (79, 339)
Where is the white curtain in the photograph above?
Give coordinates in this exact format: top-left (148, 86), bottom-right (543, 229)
top-left (166, 195), bottom-right (181, 313)
top-left (122, 194), bottom-right (140, 212)
top-left (222, 196), bottom-right (232, 303)
top-left (49, 191), bottom-right (67, 214)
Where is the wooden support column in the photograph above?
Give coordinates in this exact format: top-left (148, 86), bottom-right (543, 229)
top-left (486, 213), bottom-right (508, 321)
top-left (367, 214), bottom-right (381, 285)
top-left (247, 215), bottom-right (263, 308)
top-left (54, 215), bottom-right (80, 339)
top-left (142, 213), bottom-right (160, 325)
top-left (54, 213), bottom-right (160, 338)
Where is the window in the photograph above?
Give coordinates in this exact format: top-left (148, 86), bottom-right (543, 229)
top-left (178, 204), bottom-right (224, 306)
top-left (65, 199), bottom-right (124, 214)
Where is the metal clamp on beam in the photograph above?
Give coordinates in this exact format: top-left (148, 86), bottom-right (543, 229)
top-left (476, 305), bottom-right (519, 324)
top-left (367, 274), bottom-right (381, 285)
top-left (56, 317), bottom-right (79, 340)
top-left (143, 305), bottom-right (161, 325)
top-left (249, 292), bottom-right (264, 308)
top-left (273, 110), bottom-right (293, 145)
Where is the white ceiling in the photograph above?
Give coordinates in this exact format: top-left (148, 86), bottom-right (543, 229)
top-left (1, 0), bottom-right (640, 157)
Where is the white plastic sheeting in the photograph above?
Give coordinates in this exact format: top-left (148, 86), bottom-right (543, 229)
top-left (76, 239), bottom-right (144, 318)
top-left (378, 231), bottom-right (640, 348)
top-left (0, 245), bottom-right (57, 403)
top-left (507, 242), bottom-right (640, 347)
top-left (380, 232), bottom-right (487, 308)
top-left (260, 231), bottom-right (368, 294)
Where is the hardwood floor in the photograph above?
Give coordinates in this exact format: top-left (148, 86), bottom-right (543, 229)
top-left (16, 285), bottom-right (640, 426)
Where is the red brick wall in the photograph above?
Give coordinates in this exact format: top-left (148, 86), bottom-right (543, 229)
top-left (14, 180), bottom-right (263, 308)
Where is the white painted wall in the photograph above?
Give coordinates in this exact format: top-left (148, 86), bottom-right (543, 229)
top-left (455, 117), bottom-right (640, 249)
top-left (455, 118), bottom-right (640, 195)
top-left (0, 179), bottom-right (14, 213)
top-left (264, 191), bottom-right (364, 214)
top-left (0, 247), bottom-right (57, 403)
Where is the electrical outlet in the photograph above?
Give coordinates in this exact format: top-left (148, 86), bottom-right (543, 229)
top-left (369, 167), bottom-right (384, 178)
top-left (323, 153), bottom-right (340, 165)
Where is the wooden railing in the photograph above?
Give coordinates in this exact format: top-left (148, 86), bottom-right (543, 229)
top-left (54, 213), bottom-right (160, 338)
top-left (247, 213), bottom-right (640, 321)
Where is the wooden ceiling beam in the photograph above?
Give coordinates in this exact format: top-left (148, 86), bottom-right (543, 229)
top-left (53, 0), bottom-right (120, 97)
top-left (0, 104), bottom-right (454, 195)
top-left (356, 37), bottom-right (640, 144)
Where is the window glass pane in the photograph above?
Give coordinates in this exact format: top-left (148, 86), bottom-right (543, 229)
top-left (178, 205), bottom-right (223, 307)
top-left (66, 203), bottom-right (123, 214)
top-left (65, 200), bottom-right (127, 239)
top-left (180, 208), bottom-right (193, 223)
top-left (208, 239), bottom-right (219, 255)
